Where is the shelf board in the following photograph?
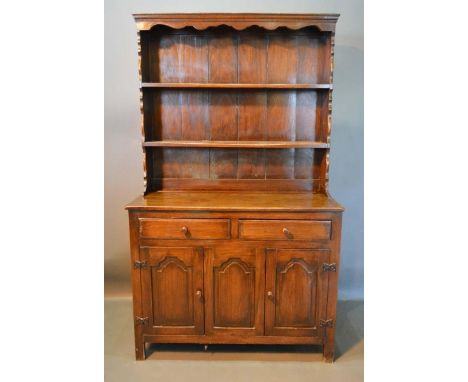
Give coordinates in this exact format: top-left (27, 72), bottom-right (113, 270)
top-left (141, 82), bottom-right (332, 89)
top-left (143, 141), bottom-right (330, 149)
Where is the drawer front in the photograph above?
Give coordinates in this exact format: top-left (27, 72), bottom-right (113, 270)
top-left (239, 220), bottom-right (331, 241)
top-left (139, 218), bottom-right (230, 240)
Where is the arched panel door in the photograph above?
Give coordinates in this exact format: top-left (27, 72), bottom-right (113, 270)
top-left (265, 248), bottom-right (330, 337)
top-left (140, 247), bottom-right (204, 335)
top-left (204, 247), bottom-right (265, 336)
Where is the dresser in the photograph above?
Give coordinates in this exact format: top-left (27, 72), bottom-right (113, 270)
top-left (126, 13), bottom-right (343, 362)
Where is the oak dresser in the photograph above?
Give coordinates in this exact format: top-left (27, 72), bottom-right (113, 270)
top-left (126, 13), bottom-right (344, 362)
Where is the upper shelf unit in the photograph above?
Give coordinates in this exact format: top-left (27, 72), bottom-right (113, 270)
top-left (136, 16), bottom-right (336, 193)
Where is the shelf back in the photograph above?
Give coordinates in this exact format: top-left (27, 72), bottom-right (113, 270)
top-left (138, 23), bottom-right (334, 193)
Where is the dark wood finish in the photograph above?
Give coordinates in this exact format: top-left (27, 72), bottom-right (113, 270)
top-left (142, 141), bottom-right (330, 149)
top-left (238, 219), bottom-right (332, 241)
top-left (128, 213), bottom-right (145, 360)
top-left (141, 83), bottom-right (332, 89)
top-left (127, 191), bottom-right (343, 212)
top-left (265, 249), bottom-right (329, 337)
top-left (204, 247), bottom-right (265, 336)
top-left (139, 218), bottom-right (230, 240)
top-left (143, 334), bottom-right (323, 345)
top-left (139, 17), bottom-right (334, 193)
top-left (324, 213), bottom-right (343, 362)
top-left (148, 179), bottom-right (323, 192)
top-left (128, 13), bottom-right (343, 363)
top-left (133, 13), bottom-right (339, 33)
top-left (140, 247), bottom-right (204, 335)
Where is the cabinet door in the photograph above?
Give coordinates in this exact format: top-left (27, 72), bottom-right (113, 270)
top-left (140, 247), bottom-right (204, 335)
top-left (265, 248), bottom-right (330, 337)
top-left (204, 247), bottom-right (265, 336)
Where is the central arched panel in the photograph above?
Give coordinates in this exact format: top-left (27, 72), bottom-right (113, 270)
top-left (204, 247), bottom-right (265, 336)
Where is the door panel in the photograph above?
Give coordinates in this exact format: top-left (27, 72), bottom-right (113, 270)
top-left (141, 247), bottom-right (204, 335)
top-left (265, 248), bottom-right (330, 337)
top-left (205, 247), bottom-right (265, 336)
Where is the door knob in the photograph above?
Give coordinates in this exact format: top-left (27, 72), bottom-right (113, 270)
top-left (267, 291), bottom-right (273, 298)
top-left (196, 290), bottom-right (203, 299)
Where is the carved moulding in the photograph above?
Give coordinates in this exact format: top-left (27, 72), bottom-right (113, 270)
top-left (133, 13), bottom-right (339, 32)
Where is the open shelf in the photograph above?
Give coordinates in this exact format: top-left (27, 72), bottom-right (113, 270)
top-left (141, 82), bottom-right (332, 89)
top-left (138, 20), bottom-right (334, 193)
top-left (143, 140), bottom-right (330, 149)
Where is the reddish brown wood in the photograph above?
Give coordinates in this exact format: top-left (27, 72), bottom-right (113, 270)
top-left (238, 219), bottom-right (332, 241)
top-left (265, 249), bottom-right (330, 337)
top-left (139, 218), bottom-right (230, 240)
top-left (204, 247), bottom-right (265, 336)
top-left (141, 83), bottom-right (332, 89)
top-left (127, 191), bottom-right (343, 212)
top-left (140, 247), bottom-right (204, 335)
top-left (148, 179), bottom-right (322, 192)
top-left (142, 141), bottom-right (330, 149)
top-left (128, 212), bottom-right (145, 360)
top-left (133, 13), bottom-right (339, 33)
top-left (143, 334), bottom-right (323, 345)
top-left (128, 13), bottom-right (343, 363)
top-left (323, 213), bottom-right (343, 362)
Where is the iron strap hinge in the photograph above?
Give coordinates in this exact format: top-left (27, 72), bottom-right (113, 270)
top-left (320, 319), bottom-right (334, 328)
top-left (134, 260), bottom-right (147, 269)
top-left (136, 316), bottom-right (148, 325)
top-left (322, 263), bottom-right (337, 272)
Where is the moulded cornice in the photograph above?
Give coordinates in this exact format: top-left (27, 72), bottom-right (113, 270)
top-left (133, 13), bottom-right (339, 32)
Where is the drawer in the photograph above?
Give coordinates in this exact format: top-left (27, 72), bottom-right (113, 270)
top-left (238, 220), bottom-right (331, 241)
top-left (139, 218), bottom-right (230, 240)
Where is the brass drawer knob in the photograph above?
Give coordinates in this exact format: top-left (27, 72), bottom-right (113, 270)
top-left (282, 227), bottom-right (292, 238)
top-left (180, 226), bottom-right (190, 237)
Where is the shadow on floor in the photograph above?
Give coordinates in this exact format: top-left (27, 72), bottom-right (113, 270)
top-left (146, 343), bottom-right (324, 361)
top-left (144, 300), bottom-right (363, 361)
top-left (334, 300), bottom-right (364, 359)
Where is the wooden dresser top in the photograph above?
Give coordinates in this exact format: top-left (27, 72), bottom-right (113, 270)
top-left (133, 13), bottom-right (339, 32)
top-left (126, 191), bottom-right (343, 212)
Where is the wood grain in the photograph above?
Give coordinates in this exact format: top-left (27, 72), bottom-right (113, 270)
top-left (141, 83), bottom-right (332, 89)
top-left (126, 191), bottom-right (344, 212)
top-left (139, 218), bottom-right (230, 240)
top-left (133, 13), bottom-right (340, 33)
top-left (265, 249), bottom-right (330, 337)
top-left (130, 14), bottom-right (343, 363)
top-left (140, 247), bottom-right (204, 335)
top-left (143, 141), bottom-right (330, 148)
top-left (238, 219), bottom-right (332, 241)
top-left (205, 247), bottom-right (265, 336)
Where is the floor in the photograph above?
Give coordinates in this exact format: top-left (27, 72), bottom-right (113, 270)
top-left (105, 296), bottom-right (363, 382)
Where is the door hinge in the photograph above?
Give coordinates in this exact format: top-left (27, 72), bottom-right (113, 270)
top-left (320, 319), bottom-right (334, 328)
top-left (134, 260), bottom-right (147, 269)
top-left (136, 316), bottom-right (148, 325)
top-left (322, 263), bottom-right (337, 272)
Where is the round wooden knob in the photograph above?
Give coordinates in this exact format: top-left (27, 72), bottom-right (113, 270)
top-left (282, 228), bottom-right (291, 238)
top-left (196, 290), bottom-right (203, 298)
top-left (181, 226), bottom-right (189, 235)
top-left (267, 291), bottom-right (273, 297)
